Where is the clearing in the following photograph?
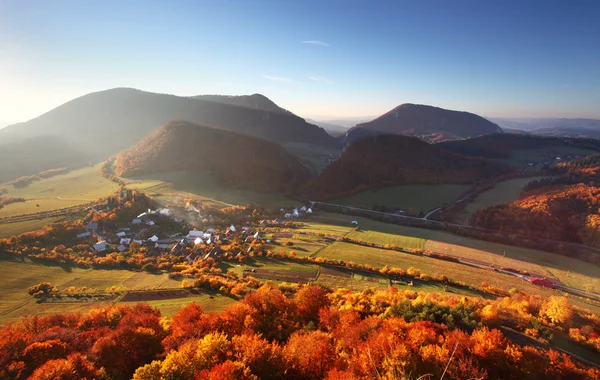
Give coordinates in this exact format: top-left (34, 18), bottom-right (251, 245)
top-left (464, 177), bottom-right (545, 218)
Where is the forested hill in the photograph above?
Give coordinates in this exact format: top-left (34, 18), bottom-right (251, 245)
top-left (114, 121), bottom-right (313, 194)
top-left (0, 88), bottom-right (335, 183)
top-left (309, 134), bottom-right (512, 200)
top-left (342, 103), bottom-right (502, 144)
top-left (439, 133), bottom-right (600, 159)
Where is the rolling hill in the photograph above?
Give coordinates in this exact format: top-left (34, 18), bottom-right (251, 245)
top-left (309, 134), bottom-right (512, 200)
top-left (341, 103), bottom-right (503, 145)
top-left (0, 88), bottom-right (335, 183)
top-left (114, 121), bottom-right (313, 194)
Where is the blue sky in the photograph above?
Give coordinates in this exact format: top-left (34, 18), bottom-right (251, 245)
top-left (1, 0), bottom-right (599, 123)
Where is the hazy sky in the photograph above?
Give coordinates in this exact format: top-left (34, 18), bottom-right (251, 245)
top-left (1, 0), bottom-right (599, 123)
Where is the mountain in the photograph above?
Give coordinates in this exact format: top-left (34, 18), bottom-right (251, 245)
top-left (114, 121), bottom-right (312, 194)
top-left (341, 104), bottom-right (503, 145)
top-left (0, 136), bottom-right (91, 184)
top-left (438, 133), bottom-right (600, 159)
top-left (489, 118), bottom-right (600, 139)
top-left (191, 94), bottom-right (291, 114)
top-left (0, 88), bottom-right (335, 182)
top-left (309, 134), bottom-right (511, 200)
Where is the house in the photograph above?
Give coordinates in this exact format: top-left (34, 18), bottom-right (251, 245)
top-left (187, 230), bottom-right (204, 239)
top-left (118, 227), bottom-right (131, 232)
top-left (86, 222), bottom-right (98, 231)
top-left (206, 228), bottom-right (216, 233)
top-left (274, 218), bottom-right (282, 224)
top-left (132, 218), bottom-right (142, 225)
top-left (253, 232), bottom-right (263, 241)
top-left (146, 220), bottom-right (155, 226)
top-left (528, 277), bottom-right (555, 289)
top-left (194, 237), bottom-right (204, 245)
top-left (204, 247), bottom-right (223, 260)
top-left (159, 208), bottom-right (171, 216)
top-left (120, 238), bottom-right (131, 245)
top-left (284, 213), bottom-right (292, 218)
top-left (229, 225), bottom-right (236, 232)
top-left (117, 244), bottom-right (127, 252)
top-left (259, 220), bottom-right (268, 226)
top-left (242, 226), bottom-right (253, 232)
top-left (306, 208), bottom-right (312, 214)
top-left (148, 235), bottom-right (159, 243)
top-left (116, 231), bottom-right (127, 238)
top-left (133, 239), bottom-right (143, 245)
top-left (300, 206), bottom-right (307, 212)
top-left (156, 243), bottom-right (172, 249)
top-left (77, 232), bottom-right (91, 239)
top-left (93, 241), bottom-right (107, 253)
top-left (351, 220), bottom-right (359, 225)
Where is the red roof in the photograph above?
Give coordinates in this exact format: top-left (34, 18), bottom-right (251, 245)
top-left (528, 278), bottom-right (555, 289)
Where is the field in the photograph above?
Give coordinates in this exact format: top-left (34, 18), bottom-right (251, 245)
top-left (333, 184), bottom-right (469, 214)
top-left (0, 260), bottom-right (232, 325)
top-left (0, 164), bottom-right (118, 218)
top-left (125, 171), bottom-right (298, 208)
top-left (300, 213), bottom-right (600, 294)
top-left (0, 217), bottom-right (62, 238)
top-left (464, 177), bottom-right (545, 218)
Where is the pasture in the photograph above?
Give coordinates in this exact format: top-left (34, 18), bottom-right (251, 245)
top-left (301, 212), bottom-right (600, 294)
top-left (0, 260), bottom-right (229, 325)
top-left (0, 164), bottom-right (118, 218)
top-left (0, 217), bottom-right (61, 238)
top-left (464, 177), bottom-right (545, 218)
top-left (333, 184), bottom-right (469, 214)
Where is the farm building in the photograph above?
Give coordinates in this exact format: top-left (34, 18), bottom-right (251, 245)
top-left (93, 241), bottom-right (107, 253)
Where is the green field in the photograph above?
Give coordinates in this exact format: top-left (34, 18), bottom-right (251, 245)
top-left (333, 184), bottom-right (469, 214)
top-left (0, 260), bottom-right (231, 325)
top-left (464, 177), bottom-right (545, 218)
top-left (0, 164), bottom-right (118, 218)
top-left (125, 171), bottom-right (298, 208)
top-left (301, 213), bottom-right (600, 294)
top-left (0, 217), bottom-right (62, 238)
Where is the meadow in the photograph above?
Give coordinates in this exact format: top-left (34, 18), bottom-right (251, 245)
top-left (463, 177), bottom-right (545, 218)
top-left (0, 260), bottom-right (232, 325)
top-left (0, 164), bottom-right (118, 218)
top-left (300, 213), bottom-right (600, 294)
top-left (500, 146), bottom-right (597, 168)
top-left (333, 184), bottom-right (469, 214)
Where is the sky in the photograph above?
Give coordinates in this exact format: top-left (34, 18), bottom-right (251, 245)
top-left (1, 0), bottom-right (600, 124)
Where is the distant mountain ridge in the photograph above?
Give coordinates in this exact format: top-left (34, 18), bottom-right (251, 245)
top-left (114, 121), bottom-right (312, 194)
top-left (342, 104), bottom-right (503, 144)
top-left (0, 88), bottom-right (335, 182)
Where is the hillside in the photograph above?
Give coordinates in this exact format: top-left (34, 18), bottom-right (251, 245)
top-left (309, 135), bottom-right (512, 199)
top-left (114, 121), bottom-right (312, 194)
top-left (0, 88), bottom-right (335, 182)
top-left (439, 133), bottom-right (600, 159)
top-left (0, 136), bottom-right (92, 184)
top-left (342, 103), bottom-right (502, 145)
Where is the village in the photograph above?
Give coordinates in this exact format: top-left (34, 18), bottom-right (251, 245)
top-left (75, 192), bottom-right (315, 267)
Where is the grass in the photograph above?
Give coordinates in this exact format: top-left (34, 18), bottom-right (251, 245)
top-left (334, 184), bottom-right (469, 214)
top-left (125, 171), bottom-right (298, 208)
top-left (0, 164), bottom-right (118, 218)
top-left (464, 177), bottom-right (545, 218)
top-left (0, 260), bottom-right (230, 325)
top-left (303, 213), bottom-right (600, 294)
top-left (0, 217), bottom-right (61, 238)
top-left (119, 293), bottom-right (237, 317)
